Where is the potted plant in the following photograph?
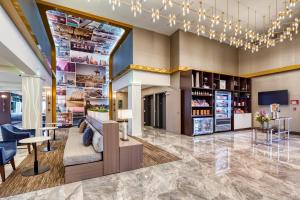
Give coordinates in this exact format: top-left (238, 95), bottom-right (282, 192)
top-left (255, 110), bottom-right (270, 131)
top-left (87, 107), bottom-right (109, 121)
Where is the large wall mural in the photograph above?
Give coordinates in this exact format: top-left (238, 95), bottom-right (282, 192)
top-left (46, 10), bottom-right (124, 126)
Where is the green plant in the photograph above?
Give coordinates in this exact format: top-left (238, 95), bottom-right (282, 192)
top-left (88, 107), bottom-right (109, 112)
top-left (255, 110), bottom-right (270, 125)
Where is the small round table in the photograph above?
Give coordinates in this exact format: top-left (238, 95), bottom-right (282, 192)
top-left (19, 136), bottom-right (51, 176)
top-left (45, 123), bottom-right (60, 141)
top-left (39, 127), bottom-right (58, 152)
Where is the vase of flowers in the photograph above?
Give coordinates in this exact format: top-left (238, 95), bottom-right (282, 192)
top-left (255, 111), bottom-right (270, 131)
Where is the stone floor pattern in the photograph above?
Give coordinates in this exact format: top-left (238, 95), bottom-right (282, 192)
top-left (3, 128), bottom-right (300, 200)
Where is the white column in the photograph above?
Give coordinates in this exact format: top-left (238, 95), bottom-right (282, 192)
top-left (128, 83), bottom-right (142, 136)
top-left (22, 75), bottom-right (43, 130)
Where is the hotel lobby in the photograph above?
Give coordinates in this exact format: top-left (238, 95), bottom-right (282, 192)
top-left (0, 0), bottom-right (300, 199)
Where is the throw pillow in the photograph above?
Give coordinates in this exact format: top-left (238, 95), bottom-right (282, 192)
top-left (79, 121), bottom-right (87, 133)
top-left (92, 131), bottom-right (103, 153)
top-left (83, 127), bottom-right (94, 146)
top-left (77, 117), bottom-right (86, 128)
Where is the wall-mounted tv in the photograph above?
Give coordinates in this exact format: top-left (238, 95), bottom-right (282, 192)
top-left (258, 90), bottom-right (289, 105)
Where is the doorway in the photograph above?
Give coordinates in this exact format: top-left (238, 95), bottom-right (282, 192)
top-left (154, 93), bottom-right (166, 129)
top-left (144, 92), bottom-right (166, 129)
top-left (144, 95), bottom-right (153, 126)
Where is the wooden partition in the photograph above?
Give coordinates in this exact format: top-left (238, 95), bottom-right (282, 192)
top-left (86, 116), bottom-right (120, 175)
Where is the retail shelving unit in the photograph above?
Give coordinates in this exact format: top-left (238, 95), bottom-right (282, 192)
top-left (180, 70), bottom-right (251, 136)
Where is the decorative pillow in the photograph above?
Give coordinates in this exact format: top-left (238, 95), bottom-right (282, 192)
top-left (82, 127), bottom-right (94, 146)
top-left (77, 117), bottom-right (86, 128)
top-left (79, 121), bottom-right (87, 133)
top-left (92, 131), bottom-right (103, 153)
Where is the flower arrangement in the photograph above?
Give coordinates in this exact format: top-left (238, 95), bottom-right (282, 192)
top-left (255, 110), bottom-right (270, 127)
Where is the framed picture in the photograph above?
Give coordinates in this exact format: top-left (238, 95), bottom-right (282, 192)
top-left (220, 80), bottom-right (226, 90)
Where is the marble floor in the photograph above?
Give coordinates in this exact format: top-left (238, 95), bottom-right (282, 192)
top-left (2, 128), bottom-right (300, 200)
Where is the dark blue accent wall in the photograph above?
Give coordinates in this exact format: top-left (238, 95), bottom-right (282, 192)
top-left (17, 0), bottom-right (52, 66)
top-left (112, 31), bottom-right (133, 77)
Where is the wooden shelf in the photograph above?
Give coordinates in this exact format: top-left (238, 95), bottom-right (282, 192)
top-left (192, 95), bottom-right (213, 97)
top-left (181, 69), bottom-right (251, 136)
top-left (192, 115), bottom-right (213, 118)
top-left (192, 106), bottom-right (212, 108)
top-left (192, 87), bottom-right (213, 90)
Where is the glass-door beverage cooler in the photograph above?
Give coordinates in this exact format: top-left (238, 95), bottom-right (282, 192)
top-left (193, 117), bottom-right (214, 135)
top-left (215, 90), bottom-right (232, 132)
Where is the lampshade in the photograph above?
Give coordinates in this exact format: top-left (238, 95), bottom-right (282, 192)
top-left (1, 94), bottom-right (7, 99)
top-left (118, 109), bottom-right (132, 120)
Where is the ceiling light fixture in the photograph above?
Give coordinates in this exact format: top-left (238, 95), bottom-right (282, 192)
top-left (198, 1), bottom-right (206, 22)
top-left (109, 0), bottom-right (121, 11)
top-left (182, 0), bottom-right (190, 16)
top-left (168, 14), bottom-right (176, 27)
top-left (131, 0), bottom-right (143, 17)
top-left (183, 20), bottom-right (191, 32)
top-left (151, 8), bottom-right (160, 23)
top-left (104, 0), bottom-right (299, 53)
top-left (162, 0), bottom-right (173, 10)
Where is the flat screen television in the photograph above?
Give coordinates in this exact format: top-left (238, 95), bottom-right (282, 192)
top-left (258, 90), bottom-right (289, 105)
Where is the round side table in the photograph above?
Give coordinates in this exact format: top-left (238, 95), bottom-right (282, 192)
top-left (19, 136), bottom-right (51, 176)
top-left (39, 127), bottom-right (58, 152)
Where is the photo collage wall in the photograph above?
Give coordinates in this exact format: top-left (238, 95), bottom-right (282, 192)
top-left (46, 10), bottom-right (124, 127)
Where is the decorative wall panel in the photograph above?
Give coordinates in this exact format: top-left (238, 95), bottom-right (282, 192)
top-left (46, 10), bottom-right (124, 126)
top-left (21, 76), bottom-right (42, 129)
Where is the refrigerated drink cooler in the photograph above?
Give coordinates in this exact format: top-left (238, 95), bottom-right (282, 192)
top-left (193, 117), bottom-right (214, 135)
top-left (215, 90), bottom-right (232, 132)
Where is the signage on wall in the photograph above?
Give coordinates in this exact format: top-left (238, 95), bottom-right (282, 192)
top-left (290, 99), bottom-right (299, 111)
top-left (290, 100), bottom-right (299, 105)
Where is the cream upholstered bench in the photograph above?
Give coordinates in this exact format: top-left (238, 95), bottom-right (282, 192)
top-left (63, 117), bottom-right (119, 183)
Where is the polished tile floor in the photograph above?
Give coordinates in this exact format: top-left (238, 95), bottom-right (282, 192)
top-left (3, 128), bottom-right (300, 200)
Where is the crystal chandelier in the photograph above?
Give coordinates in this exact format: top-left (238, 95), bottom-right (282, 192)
top-left (183, 20), bottom-right (191, 32)
top-left (162, 0), bottom-right (173, 10)
top-left (151, 8), bottom-right (160, 23)
top-left (131, 0), bottom-right (143, 17)
top-left (109, 0), bottom-right (120, 11)
top-left (104, 0), bottom-right (299, 53)
top-left (211, 0), bottom-right (220, 28)
top-left (209, 29), bottom-right (215, 39)
top-left (168, 14), bottom-right (176, 27)
top-left (182, 0), bottom-right (190, 16)
top-left (198, 1), bottom-right (206, 22)
top-left (219, 32), bottom-right (226, 43)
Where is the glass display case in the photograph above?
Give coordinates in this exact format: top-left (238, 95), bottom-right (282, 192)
top-left (193, 117), bottom-right (214, 135)
top-left (215, 90), bottom-right (232, 132)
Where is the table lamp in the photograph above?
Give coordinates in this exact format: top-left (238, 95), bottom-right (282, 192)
top-left (118, 109), bottom-right (132, 141)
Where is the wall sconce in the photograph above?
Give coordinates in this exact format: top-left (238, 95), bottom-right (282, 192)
top-left (46, 91), bottom-right (51, 112)
top-left (1, 94), bottom-right (8, 112)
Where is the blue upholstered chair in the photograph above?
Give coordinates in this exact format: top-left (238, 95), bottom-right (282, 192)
top-left (1, 124), bottom-right (35, 153)
top-left (0, 140), bottom-right (17, 182)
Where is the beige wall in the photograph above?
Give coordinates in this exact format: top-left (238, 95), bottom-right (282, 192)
top-left (113, 92), bottom-right (128, 121)
top-left (176, 30), bottom-right (239, 75)
top-left (252, 70), bottom-right (300, 132)
top-left (133, 27), bottom-right (170, 69)
top-left (239, 33), bottom-right (300, 75)
top-left (170, 31), bottom-right (180, 68)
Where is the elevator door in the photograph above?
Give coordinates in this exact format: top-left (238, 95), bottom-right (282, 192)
top-left (144, 95), bottom-right (153, 126)
top-left (155, 93), bottom-right (166, 129)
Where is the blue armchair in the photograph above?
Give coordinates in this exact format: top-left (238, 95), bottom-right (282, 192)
top-left (0, 140), bottom-right (17, 182)
top-left (1, 124), bottom-right (35, 154)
